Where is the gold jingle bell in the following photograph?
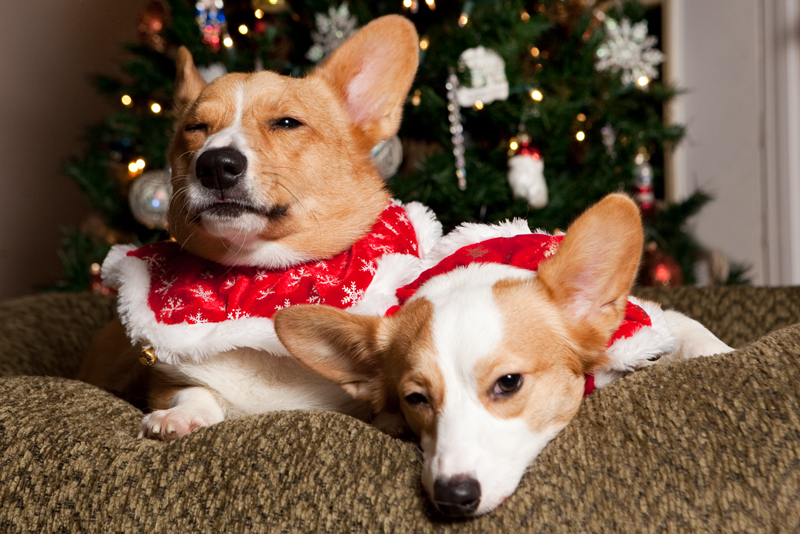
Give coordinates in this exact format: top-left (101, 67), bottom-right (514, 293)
top-left (139, 347), bottom-right (158, 366)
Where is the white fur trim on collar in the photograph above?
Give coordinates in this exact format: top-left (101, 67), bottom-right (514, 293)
top-left (593, 296), bottom-right (681, 388)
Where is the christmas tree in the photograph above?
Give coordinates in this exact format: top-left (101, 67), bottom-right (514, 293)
top-left (57, 0), bottom-right (747, 292)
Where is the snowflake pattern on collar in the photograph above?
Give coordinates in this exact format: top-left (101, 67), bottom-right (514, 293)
top-left (129, 204), bottom-right (418, 325)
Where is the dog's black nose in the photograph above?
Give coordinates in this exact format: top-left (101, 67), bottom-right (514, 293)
top-left (433, 475), bottom-right (481, 517)
top-left (195, 147), bottom-right (247, 191)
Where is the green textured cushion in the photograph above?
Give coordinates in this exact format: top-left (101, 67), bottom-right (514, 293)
top-left (1, 289), bottom-right (800, 532)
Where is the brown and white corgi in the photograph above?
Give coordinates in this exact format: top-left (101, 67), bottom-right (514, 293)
top-left (273, 193), bottom-right (734, 517)
top-left (78, 15), bottom-right (444, 441)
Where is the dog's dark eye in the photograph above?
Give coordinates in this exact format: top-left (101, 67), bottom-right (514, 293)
top-left (271, 117), bottom-right (303, 130)
top-left (184, 123), bottom-right (208, 132)
top-left (494, 374), bottom-right (523, 396)
top-left (404, 392), bottom-right (429, 406)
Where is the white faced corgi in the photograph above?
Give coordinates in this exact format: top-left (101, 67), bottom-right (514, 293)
top-left (274, 193), bottom-right (734, 516)
top-left (77, 16), bottom-right (445, 441)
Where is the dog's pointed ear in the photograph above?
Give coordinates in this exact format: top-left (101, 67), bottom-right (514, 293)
top-left (537, 194), bottom-right (643, 368)
top-left (274, 305), bottom-right (388, 410)
top-left (313, 15), bottom-right (419, 144)
top-left (174, 46), bottom-right (207, 118)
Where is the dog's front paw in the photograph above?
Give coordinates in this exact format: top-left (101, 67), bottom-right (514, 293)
top-left (139, 407), bottom-right (223, 442)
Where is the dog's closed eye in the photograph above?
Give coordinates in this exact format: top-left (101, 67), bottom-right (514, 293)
top-left (492, 374), bottom-right (523, 397)
top-left (184, 123), bottom-right (208, 133)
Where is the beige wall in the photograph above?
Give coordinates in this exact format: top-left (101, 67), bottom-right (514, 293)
top-left (668, 0), bottom-right (800, 285)
top-left (0, 0), bottom-right (146, 300)
top-left (668, 0), bottom-right (765, 283)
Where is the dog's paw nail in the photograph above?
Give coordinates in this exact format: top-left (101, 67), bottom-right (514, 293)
top-left (166, 423), bottom-right (175, 435)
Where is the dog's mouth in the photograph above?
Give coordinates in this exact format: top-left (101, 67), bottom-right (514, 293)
top-left (196, 201), bottom-right (289, 221)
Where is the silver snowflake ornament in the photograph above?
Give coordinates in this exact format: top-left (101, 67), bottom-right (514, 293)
top-left (595, 17), bottom-right (664, 87)
top-left (306, 4), bottom-right (358, 62)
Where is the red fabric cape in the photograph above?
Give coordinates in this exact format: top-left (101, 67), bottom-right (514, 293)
top-left (129, 204), bottom-right (418, 325)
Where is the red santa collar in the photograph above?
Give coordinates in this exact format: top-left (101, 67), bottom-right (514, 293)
top-left (129, 204), bottom-right (418, 326)
top-left (384, 233), bottom-right (652, 397)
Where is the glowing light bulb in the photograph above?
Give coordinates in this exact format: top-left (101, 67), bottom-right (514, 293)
top-left (520, 10), bottom-right (530, 21)
top-left (136, 158), bottom-right (146, 170)
top-left (254, 9), bottom-right (264, 18)
top-left (128, 162), bottom-right (139, 173)
top-left (403, 0), bottom-right (412, 8)
top-left (637, 76), bottom-right (650, 87)
top-left (459, 14), bottom-right (469, 27)
top-left (268, 0), bottom-right (278, 4)
top-left (530, 47), bottom-right (540, 57)
top-left (577, 113), bottom-right (587, 122)
top-left (121, 95), bottom-right (132, 106)
top-left (509, 140), bottom-right (519, 151)
top-left (223, 36), bottom-right (234, 47)
top-left (576, 131), bottom-right (586, 142)
top-left (238, 24), bottom-right (248, 35)
top-left (419, 38), bottom-right (429, 50)
top-left (411, 89), bottom-right (421, 106)
top-left (151, 102), bottom-right (161, 114)
top-left (655, 264), bottom-right (671, 283)
top-left (474, 100), bottom-right (484, 110)
top-left (530, 89), bottom-right (543, 101)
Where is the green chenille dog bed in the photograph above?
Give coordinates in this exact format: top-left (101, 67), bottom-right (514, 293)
top-left (1, 288), bottom-right (799, 532)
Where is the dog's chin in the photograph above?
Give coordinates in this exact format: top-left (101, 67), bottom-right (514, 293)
top-left (192, 202), bottom-right (312, 269)
top-left (198, 203), bottom-right (274, 245)
top-left (198, 201), bottom-right (288, 222)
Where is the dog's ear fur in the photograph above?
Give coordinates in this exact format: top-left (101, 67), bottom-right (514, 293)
top-left (174, 46), bottom-right (207, 118)
top-left (537, 194), bottom-right (643, 371)
top-left (313, 15), bottom-right (419, 145)
top-left (274, 305), bottom-right (388, 410)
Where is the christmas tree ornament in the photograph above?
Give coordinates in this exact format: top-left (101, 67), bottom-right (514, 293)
top-left (455, 46), bottom-right (509, 108)
top-left (306, 4), bottom-right (359, 63)
top-left (129, 169), bottom-right (172, 230)
top-left (370, 135), bottom-right (404, 179)
top-left (639, 242), bottom-right (683, 287)
top-left (595, 17), bottom-right (664, 88)
top-left (137, 0), bottom-right (169, 51)
top-left (601, 123), bottom-right (617, 157)
top-left (196, 0), bottom-right (227, 49)
top-left (507, 134), bottom-right (547, 209)
top-left (252, 0), bottom-right (289, 14)
top-left (446, 70), bottom-right (467, 190)
top-left (197, 63), bottom-right (228, 83)
top-left (632, 149), bottom-right (655, 218)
